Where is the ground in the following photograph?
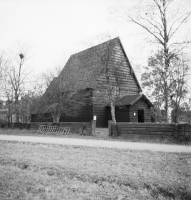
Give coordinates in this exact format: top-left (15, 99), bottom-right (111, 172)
top-left (0, 140), bottom-right (191, 200)
top-left (0, 134), bottom-right (191, 153)
top-left (0, 129), bottom-right (191, 145)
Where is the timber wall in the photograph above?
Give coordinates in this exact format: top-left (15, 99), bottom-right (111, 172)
top-left (59, 105), bottom-right (93, 122)
top-left (107, 106), bottom-right (130, 122)
top-left (115, 106), bottom-right (130, 122)
top-left (110, 122), bottom-right (191, 139)
top-left (129, 99), bottom-right (151, 122)
top-left (176, 123), bottom-right (191, 139)
top-left (93, 39), bottom-right (140, 127)
top-left (31, 105), bottom-right (93, 123)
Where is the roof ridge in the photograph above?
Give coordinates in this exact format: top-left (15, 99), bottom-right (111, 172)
top-left (73, 37), bottom-right (120, 56)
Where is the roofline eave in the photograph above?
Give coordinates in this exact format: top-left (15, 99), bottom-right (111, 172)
top-left (117, 38), bottom-right (142, 92)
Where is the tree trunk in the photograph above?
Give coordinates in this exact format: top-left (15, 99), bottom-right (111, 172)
top-left (163, 0), bottom-right (170, 123)
top-left (164, 88), bottom-right (169, 122)
top-left (53, 115), bottom-right (60, 123)
top-left (15, 97), bottom-right (20, 123)
top-left (7, 103), bottom-right (11, 123)
top-left (110, 101), bottom-right (117, 136)
top-left (110, 101), bottom-right (116, 123)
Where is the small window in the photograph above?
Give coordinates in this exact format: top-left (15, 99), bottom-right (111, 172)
top-left (114, 86), bottom-right (120, 96)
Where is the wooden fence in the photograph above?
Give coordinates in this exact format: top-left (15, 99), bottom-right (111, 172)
top-left (110, 122), bottom-right (191, 139)
top-left (38, 125), bottom-right (70, 135)
top-left (6, 123), bottom-right (30, 129)
top-left (30, 122), bottom-right (91, 135)
top-left (1, 121), bottom-right (93, 135)
top-left (176, 123), bottom-right (191, 139)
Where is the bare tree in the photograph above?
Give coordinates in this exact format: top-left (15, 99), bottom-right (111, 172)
top-left (93, 39), bottom-right (122, 124)
top-left (2, 51), bottom-right (33, 123)
top-left (141, 51), bottom-right (190, 122)
top-left (19, 93), bottom-right (33, 123)
top-left (0, 53), bottom-right (7, 96)
top-left (115, 0), bottom-right (191, 121)
top-left (0, 54), bottom-right (3, 81)
top-left (36, 68), bottom-right (91, 123)
top-left (36, 39), bottom-right (122, 124)
top-left (80, 36), bottom-right (122, 124)
top-left (170, 55), bottom-right (190, 122)
top-left (79, 36), bottom-right (127, 125)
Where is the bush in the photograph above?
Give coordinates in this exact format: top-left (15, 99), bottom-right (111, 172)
top-left (0, 123), bottom-right (6, 128)
top-left (79, 123), bottom-right (89, 135)
top-left (0, 118), bottom-right (7, 128)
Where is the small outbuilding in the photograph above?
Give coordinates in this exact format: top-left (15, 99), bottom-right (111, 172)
top-left (107, 94), bottom-right (153, 123)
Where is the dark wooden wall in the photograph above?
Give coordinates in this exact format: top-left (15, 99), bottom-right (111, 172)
top-left (93, 40), bottom-right (140, 127)
top-left (93, 103), bottom-right (108, 127)
top-left (32, 39), bottom-right (144, 127)
top-left (31, 104), bottom-right (93, 123)
top-left (129, 99), bottom-right (151, 122)
top-left (116, 106), bottom-right (130, 122)
top-left (60, 104), bottom-right (93, 122)
top-left (31, 88), bottom-right (93, 123)
top-left (107, 106), bottom-right (130, 124)
top-left (110, 122), bottom-right (191, 140)
top-left (31, 113), bottom-right (52, 122)
top-left (112, 123), bottom-right (175, 136)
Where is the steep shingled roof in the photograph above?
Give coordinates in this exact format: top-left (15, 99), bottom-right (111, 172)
top-left (58, 37), bottom-right (141, 91)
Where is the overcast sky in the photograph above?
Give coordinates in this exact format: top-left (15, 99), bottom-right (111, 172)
top-left (0, 0), bottom-right (190, 80)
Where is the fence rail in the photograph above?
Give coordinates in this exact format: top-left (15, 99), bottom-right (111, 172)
top-left (110, 122), bottom-right (191, 139)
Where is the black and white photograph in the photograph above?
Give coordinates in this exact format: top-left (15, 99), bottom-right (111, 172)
top-left (0, 0), bottom-right (191, 199)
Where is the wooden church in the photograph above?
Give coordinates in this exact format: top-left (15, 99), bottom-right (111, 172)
top-left (31, 37), bottom-right (153, 127)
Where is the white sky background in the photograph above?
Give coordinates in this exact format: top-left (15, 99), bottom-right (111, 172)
top-left (0, 0), bottom-right (191, 81)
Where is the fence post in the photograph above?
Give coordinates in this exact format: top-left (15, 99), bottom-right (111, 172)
top-left (112, 123), bottom-right (117, 137)
top-left (108, 121), bottom-right (112, 136)
top-left (91, 120), bottom-right (96, 135)
top-left (174, 123), bottom-right (179, 139)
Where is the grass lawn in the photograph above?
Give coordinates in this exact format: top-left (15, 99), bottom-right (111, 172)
top-left (0, 141), bottom-right (190, 200)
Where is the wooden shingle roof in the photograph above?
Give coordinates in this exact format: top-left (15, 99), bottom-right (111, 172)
top-left (114, 94), bottom-right (153, 107)
top-left (59, 37), bottom-right (141, 91)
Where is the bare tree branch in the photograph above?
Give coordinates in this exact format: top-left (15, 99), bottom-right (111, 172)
top-left (114, 0), bottom-right (191, 122)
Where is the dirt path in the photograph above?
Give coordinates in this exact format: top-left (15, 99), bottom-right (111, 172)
top-left (0, 134), bottom-right (190, 153)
